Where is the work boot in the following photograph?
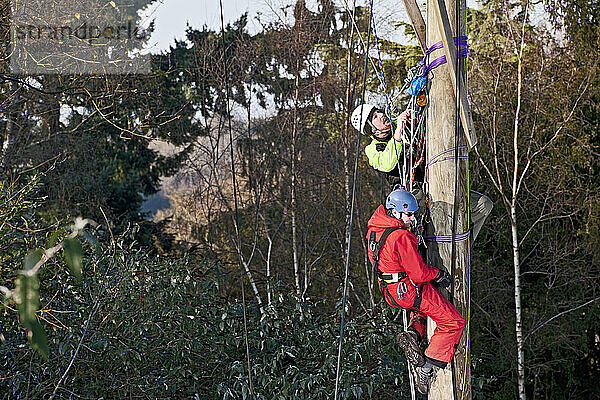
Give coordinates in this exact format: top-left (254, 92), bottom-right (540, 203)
top-left (396, 330), bottom-right (425, 367)
top-left (410, 364), bottom-right (435, 395)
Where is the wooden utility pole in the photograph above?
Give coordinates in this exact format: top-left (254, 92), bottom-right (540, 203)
top-left (425, 0), bottom-right (472, 399)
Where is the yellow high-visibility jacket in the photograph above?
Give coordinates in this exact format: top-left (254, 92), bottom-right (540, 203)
top-left (365, 134), bottom-right (403, 173)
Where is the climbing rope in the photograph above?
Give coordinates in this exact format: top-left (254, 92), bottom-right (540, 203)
top-left (427, 146), bottom-right (468, 168)
top-left (460, 152), bottom-right (473, 400)
top-left (458, 6), bottom-right (473, 400)
top-left (334, 0), bottom-right (373, 398)
top-left (371, 12), bottom-right (404, 188)
top-left (218, 1), bottom-right (254, 396)
top-left (448, 2), bottom-right (466, 398)
top-left (339, 0), bottom-right (388, 90)
top-left (371, 13), bottom-right (392, 119)
top-left (371, 13), bottom-right (430, 193)
top-left (402, 308), bottom-right (417, 400)
top-left (343, 0), bottom-right (427, 193)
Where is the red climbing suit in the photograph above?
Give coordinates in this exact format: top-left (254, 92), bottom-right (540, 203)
top-left (366, 205), bottom-right (465, 367)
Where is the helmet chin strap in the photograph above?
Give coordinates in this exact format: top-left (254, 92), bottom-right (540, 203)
top-left (368, 120), bottom-right (392, 138)
top-left (375, 129), bottom-right (391, 136)
top-left (372, 128), bottom-right (392, 140)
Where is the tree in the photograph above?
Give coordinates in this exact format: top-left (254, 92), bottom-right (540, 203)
top-left (469, 1), bottom-right (600, 397)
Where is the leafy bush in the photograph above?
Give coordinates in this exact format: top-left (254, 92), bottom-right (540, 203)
top-left (1, 223), bottom-right (419, 399)
top-left (1, 176), bottom-right (90, 359)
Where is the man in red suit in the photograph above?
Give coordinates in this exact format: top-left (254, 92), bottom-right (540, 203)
top-left (366, 187), bottom-right (465, 394)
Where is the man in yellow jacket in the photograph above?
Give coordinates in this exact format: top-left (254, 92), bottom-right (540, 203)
top-left (352, 104), bottom-right (412, 186)
top-left (352, 103), bottom-right (493, 242)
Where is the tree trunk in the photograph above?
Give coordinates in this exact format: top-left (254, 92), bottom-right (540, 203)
top-left (243, 259), bottom-right (264, 314)
top-left (512, 15), bottom-right (526, 395)
top-left (426, 0), bottom-right (471, 398)
top-left (342, 2), bottom-right (355, 264)
top-left (511, 203), bottom-right (526, 400)
top-left (291, 63), bottom-right (301, 299)
top-left (1, 82), bottom-right (17, 170)
top-left (266, 238), bottom-right (273, 306)
top-left (261, 213), bottom-right (274, 306)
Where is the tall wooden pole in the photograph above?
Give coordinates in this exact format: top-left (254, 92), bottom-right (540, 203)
top-left (426, 0), bottom-right (471, 398)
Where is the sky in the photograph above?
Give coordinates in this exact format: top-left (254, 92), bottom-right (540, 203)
top-left (138, 0), bottom-right (421, 54)
top-left (136, 0), bottom-right (549, 57)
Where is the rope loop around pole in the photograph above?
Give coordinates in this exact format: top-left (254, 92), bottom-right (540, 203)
top-left (426, 146), bottom-right (468, 168)
top-left (423, 36), bottom-right (469, 74)
top-left (424, 230), bottom-right (470, 243)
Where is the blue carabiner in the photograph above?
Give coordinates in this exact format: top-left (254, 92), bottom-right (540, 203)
top-left (407, 76), bottom-right (427, 97)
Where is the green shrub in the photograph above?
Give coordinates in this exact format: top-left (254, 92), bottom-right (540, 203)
top-left (2, 228), bottom-right (417, 399)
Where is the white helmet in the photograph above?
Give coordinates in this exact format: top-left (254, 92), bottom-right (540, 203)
top-left (351, 104), bottom-right (376, 134)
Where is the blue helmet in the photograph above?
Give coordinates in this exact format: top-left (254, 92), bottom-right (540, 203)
top-left (386, 187), bottom-right (418, 213)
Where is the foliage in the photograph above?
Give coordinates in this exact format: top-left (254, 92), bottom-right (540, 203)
top-left (1, 222), bottom-right (419, 399)
top-left (1, 176), bottom-right (88, 359)
top-left (468, 1), bottom-right (600, 398)
top-left (1, 0), bottom-right (599, 398)
top-left (0, 177), bottom-right (43, 279)
top-left (0, 0), bottom-right (193, 247)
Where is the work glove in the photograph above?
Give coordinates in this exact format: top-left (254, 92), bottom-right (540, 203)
top-left (435, 269), bottom-right (451, 288)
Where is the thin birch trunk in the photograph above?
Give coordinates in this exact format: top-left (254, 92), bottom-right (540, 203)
top-left (291, 61), bottom-right (301, 299)
top-left (512, 6), bottom-right (527, 396)
top-left (242, 259), bottom-right (264, 315)
top-left (260, 212), bottom-right (284, 307)
top-left (474, 2), bottom-right (592, 398)
top-left (342, 3), bottom-right (354, 262)
top-left (511, 204), bottom-right (525, 400)
top-left (1, 82), bottom-right (16, 169)
top-left (266, 237), bottom-right (273, 306)
top-left (304, 235), bottom-right (309, 300)
top-left (228, 148), bottom-right (264, 315)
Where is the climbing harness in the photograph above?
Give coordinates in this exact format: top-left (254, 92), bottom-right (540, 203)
top-left (369, 227), bottom-right (409, 307)
top-left (369, 227), bottom-right (405, 279)
top-left (368, 226), bottom-right (425, 310)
